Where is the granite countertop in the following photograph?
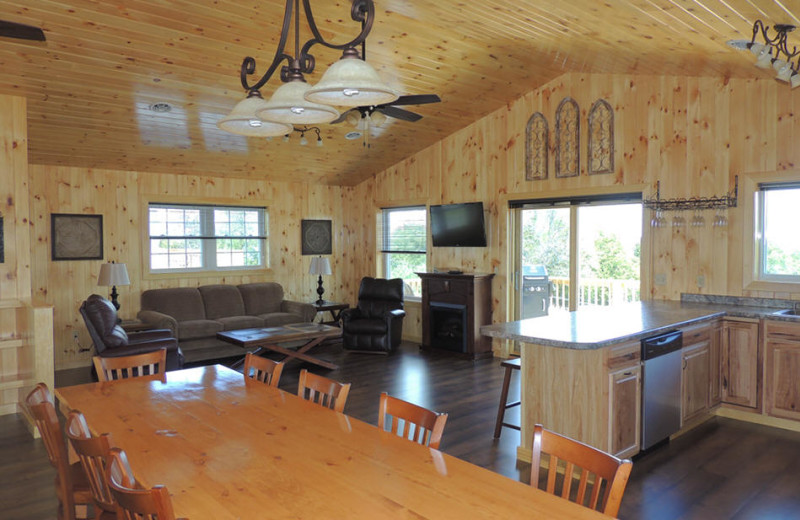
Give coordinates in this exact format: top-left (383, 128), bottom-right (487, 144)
top-left (480, 299), bottom-right (799, 350)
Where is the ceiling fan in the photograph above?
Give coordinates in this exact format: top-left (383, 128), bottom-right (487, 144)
top-left (0, 20), bottom-right (46, 41)
top-left (333, 94), bottom-right (441, 147)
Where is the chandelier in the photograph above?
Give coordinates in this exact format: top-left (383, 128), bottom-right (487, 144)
top-left (729, 20), bottom-right (800, 88)
top-left (217, 0), bottom-right (399, 137)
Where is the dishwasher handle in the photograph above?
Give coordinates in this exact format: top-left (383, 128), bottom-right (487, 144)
top-left (641, 330), bottom-right (683, 360)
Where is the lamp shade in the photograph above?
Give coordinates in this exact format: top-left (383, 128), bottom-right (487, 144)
top-left (97, 263), bottom-right (130, 286)
top-left (257, 79), bottom-right (340, 125)
top-left (309, 257), bottom-right (332, 276)
top-left (217, 91), bottom-right (293, 137)
top-left (304, 49), bottom-right (399, 108)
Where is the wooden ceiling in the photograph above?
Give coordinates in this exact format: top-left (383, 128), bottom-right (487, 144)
top-left (1, 1), bottom-right (798, 186)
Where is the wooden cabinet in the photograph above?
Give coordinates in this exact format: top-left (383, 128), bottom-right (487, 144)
top-left (606, 341), bottom-right (640, 458)
top-left (721, 318), bottom-right (761, 410)
top-left (764, 320), bottom-right (800, 421)
top-left (709, 321), bottom-right (722, 406)
top-left (680, 323), bottom-right (712, 424)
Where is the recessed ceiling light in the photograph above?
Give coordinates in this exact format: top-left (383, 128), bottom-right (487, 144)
top-left (149, 102), bottom-right (172, 113)
top-left (726, 39), bottom-right (750, 50)
top-left (345, 131), bottom-right (362, 140)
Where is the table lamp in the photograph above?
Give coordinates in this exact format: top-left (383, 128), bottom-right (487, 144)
top-left (309, 256), bottom-right (332, 305)
top-left (97, 261), bottom-right (130, 311)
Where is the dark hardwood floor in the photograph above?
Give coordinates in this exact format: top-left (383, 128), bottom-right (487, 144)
top-left (3, 341), bottom-right (800, 519)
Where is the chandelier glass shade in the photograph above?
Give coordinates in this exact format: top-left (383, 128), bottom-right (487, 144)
top-left (218, 0), bottom-right (397, 136)
top-left (257, 79), bottom-right (340, 125)
top-left (217, 91), bottom-right (293, 137)
top-left (304, 48), bottom-right (399, 107)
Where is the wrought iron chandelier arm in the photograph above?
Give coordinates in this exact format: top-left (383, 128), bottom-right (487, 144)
top-left (301, 0), bottom-right (374, 52)
top-left (240, 0), bottom-right (296, 91)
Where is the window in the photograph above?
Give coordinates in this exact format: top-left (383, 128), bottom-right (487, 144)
top-left (756, 183), bottom-right (800, 282)
top-left (148, 203), bottom-right (267, 273)
top-left (511, 194), bottom-right (642, 317)
top-left (380, 206), bottom-right (427, 299)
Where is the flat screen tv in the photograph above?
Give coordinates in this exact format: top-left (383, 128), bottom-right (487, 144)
top-left (430, 202), bottom-right (487, 247)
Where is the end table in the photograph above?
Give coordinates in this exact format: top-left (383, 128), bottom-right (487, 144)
top-left (313, 301), bottom-right (349, 327)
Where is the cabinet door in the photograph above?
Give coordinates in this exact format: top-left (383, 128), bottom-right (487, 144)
top-left (709, 322), bottom-right (722, 406)
top-left (722, 320), bottom-right (760, 409)
top-left (608, 365), bottom-right (640, 459)
top-left (765, 327), bottom-right (800, 421)
top-left (682, 341), bottom-right (710, 424)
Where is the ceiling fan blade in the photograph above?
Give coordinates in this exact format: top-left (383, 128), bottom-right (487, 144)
top-left (330, 108), bottom-right (357, 125)
top-left (0, 21), bottom-right (46, 41)
top-left (385, 94), bottom-right (441, 107)
top-left (380, 106), bottom-right (423, 122)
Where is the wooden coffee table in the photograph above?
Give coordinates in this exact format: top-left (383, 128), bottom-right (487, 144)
top-left (217, 323), bottom-right (342, 370)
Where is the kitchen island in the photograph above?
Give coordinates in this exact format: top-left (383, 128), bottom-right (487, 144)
top-left (481, 299), bottom-right (797, 462)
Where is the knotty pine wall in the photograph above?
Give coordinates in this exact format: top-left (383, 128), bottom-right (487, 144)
top-left (343, 73), bottom-right (800, 355)
top-left (26, 165), bottom-right (350, 369)
top-left (0, 95), bottom-right (32, 302)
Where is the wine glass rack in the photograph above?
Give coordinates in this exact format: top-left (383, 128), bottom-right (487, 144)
top-left (643, 175), bottom-right (738, 211)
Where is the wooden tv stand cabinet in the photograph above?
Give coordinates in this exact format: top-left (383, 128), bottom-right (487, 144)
top-left (417, 272), bottom-right (494, 359)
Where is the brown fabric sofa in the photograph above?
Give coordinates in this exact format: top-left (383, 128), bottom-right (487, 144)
top-left (137, 283), bottom-right (315, 364)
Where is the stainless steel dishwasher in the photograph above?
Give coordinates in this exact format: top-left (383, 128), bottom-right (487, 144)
top-left (641, 330), bottom-right (683, 450)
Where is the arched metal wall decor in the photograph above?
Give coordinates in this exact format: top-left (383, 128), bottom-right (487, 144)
top-left (525, 112), bottom-right (548, 180)
top-left (555, 97), bottom-right (579, 178)
top-left (588, 99), bottom-right (614, 175)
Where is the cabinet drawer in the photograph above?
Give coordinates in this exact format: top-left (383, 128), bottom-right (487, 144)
top-left (606, 341), bottom-right (640, 370)
top-left (682, 322), bottom-right (711, 345)
top-left (764, 320), bottom-right (800, 343)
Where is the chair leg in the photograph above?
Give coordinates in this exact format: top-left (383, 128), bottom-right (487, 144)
top-left (494, 364), bottom-right (514, 439)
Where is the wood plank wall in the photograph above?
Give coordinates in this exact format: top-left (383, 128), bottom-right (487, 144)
top-left (343, 73), bottom-right (800, 355)
top-left (26, 165), bottom-right (350, 369)
top-left (12, 72), bottom-right (800, 369)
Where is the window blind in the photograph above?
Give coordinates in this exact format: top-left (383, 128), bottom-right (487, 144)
top-left (380, 206), bottom-right (427, 254)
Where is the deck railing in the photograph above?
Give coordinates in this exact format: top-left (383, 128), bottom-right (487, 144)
top-left (549, 276), bottom-right (640, 312)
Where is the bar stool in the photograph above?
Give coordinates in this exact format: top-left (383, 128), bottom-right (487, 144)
top-left (493, 357), bottom-right (521, 438)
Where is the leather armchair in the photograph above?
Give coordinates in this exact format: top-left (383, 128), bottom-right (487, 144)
top-left (341, 277), bottom-right (406, 353)
top-left (80, 294), bottom-right (184, 371)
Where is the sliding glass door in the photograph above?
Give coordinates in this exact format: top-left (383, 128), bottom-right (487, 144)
top-left (512, 196), bottom-right (642, 319)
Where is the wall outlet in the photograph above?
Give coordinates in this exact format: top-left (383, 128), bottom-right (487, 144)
top-left (697, 275), bottom-right (706, 288)
top-left (654, 273), bottom-right (667, 286)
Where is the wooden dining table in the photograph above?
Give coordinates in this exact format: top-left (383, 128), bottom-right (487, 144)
top-left (55, 365), bottom-right (611, 519)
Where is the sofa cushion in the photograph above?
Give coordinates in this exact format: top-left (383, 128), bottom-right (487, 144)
top-left (198, 285), bottom-right (246, 319)
top-left (178, 319), bottom-right (224, 341)
top-left (83, 294), bottom-right (129, 348)
top-left (141, 288), bottom-right (206, 322)
top-left (261, 312), bottom-right (303, 327)
top-left (217, 315), bottom-right (264, 331)
top-left (238, 283), bottom-right (284, 315)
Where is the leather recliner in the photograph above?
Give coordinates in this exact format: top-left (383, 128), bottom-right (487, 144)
top-left (80, 294), bottom-right (184, 371)
top-left (341, 277), bottom-right (406, 353)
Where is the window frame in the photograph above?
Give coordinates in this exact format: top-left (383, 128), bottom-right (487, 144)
top-left (379, 205), bottom-right (428, 301)
top-left (755, 181), bottom-right (800, 283)
top-left (146, 202), bottom-right (268, 275)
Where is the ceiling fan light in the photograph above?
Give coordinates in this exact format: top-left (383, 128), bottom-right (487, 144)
top-left (304, 48), bottom-right (399, 107)
top-left (257, 80), bottom-right (339, 125)
top-left (370, 110), bottom-right (387, 127)
top-left (217, 92), bottom-right (293, 137)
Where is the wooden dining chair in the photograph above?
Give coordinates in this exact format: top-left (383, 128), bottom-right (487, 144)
top-left (106, 447), bottom-right (177, 520)
top-left (530, 424), bottom-right (633, 518)
top-left (65, 410), bottom-right (117, 519)
top-left (24, 383), bottom-right (93, 520)
top-left (243, 352), bottom-right (284, 387)
top-left (378, 392), bottom-right (448, 449)
top-left (93, 348), bottom-right (167, 382)
top-left (297, 369), bottom-right (351, 413)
